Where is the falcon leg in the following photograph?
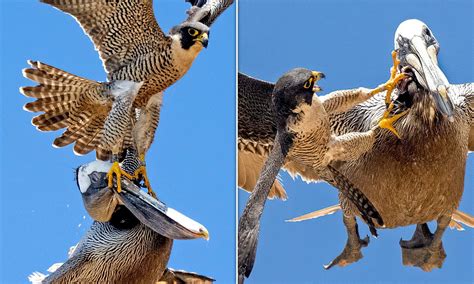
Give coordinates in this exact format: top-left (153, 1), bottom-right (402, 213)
top-left (376, 50), bottom-right (409, 138)
top-left (322, 51), bottom-right (405, 118)
top-left (400, 215), bottom-right (450, 271)
top-left (107, 154), bottom-right (134, 193)
top-left (131, 154), bottom-right (156, 198)
top-left (325, 215), bottom-right (369, 269)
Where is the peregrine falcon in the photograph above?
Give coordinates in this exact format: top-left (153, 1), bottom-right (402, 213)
top-left (237, 66), bottom-right (406, 282)
top-left (20, 0), bottom-right (233, 195)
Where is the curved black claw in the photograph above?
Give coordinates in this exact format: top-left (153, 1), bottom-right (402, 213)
top-left (325, 235), bottom-right (369, 269)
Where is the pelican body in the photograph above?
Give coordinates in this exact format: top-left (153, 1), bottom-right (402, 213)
top-left (328, 19), bottom-right (473, 270)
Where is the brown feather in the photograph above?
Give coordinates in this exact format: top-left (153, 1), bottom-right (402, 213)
top-left (238, 149), bottom-right (287, 200)
top-left (53, 114), bottom-right (96, 147)
top-left (73, 115), bottom-right (106, 155)
top-left (33, 112), bottom-right (70, 131)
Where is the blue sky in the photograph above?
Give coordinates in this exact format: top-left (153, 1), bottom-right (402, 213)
top-left (239, 0), bottom-right (473, 283)
top-left (0, 0), bottom-right (235, 282)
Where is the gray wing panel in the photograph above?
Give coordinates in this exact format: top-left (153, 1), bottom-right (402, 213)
top-left (186, 0), bottom-right (234, 27)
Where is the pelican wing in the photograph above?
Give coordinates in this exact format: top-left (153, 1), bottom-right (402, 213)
top-left (42, 0), bottom-right (166, 75)
top-left (287, 204), bottom-right (473, 231)
top-left (450, 83), bottom-right (474, 151)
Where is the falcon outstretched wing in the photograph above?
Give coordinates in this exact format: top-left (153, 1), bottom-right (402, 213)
top-left (42, 0), bottom-right (166, 75)
top-left (238, 73), bottom-right (287, 199)
top-left (21, 60), bottom-right (113, 160)
top-left (238, 73), bottom-right (331, 199)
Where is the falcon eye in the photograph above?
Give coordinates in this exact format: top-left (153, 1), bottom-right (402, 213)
top-left (303, 78), bottom-right (313, 89)
top-left (188, 28), bottom-right (199, 37)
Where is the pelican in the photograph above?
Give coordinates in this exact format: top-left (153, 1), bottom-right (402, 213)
top-left (30, 160), bottom-right (210, 283)
top-left (321, 19), bottom-right (473, 270)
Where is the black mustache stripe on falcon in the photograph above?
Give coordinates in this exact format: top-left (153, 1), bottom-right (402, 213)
top-left (21, 0), bottom-right (233, 196)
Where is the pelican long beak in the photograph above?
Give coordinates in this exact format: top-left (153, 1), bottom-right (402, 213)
top-left (400, 35), bottom-right (454, 119)
top-left (118, 179), bottom-right (210, 240)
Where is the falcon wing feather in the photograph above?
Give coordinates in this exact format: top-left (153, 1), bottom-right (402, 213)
top-left (42, 0), bottom-right (166, 75)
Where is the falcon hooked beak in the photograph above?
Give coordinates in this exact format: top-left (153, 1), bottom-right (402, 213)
top-left (194, 32), bottom-right (209, 48)
top-left (311, 71), bottom-right (325, 93)
top-left (394, 19), bottom-right (454, 120)
top-left (301, 70), bottom-right (325, 105)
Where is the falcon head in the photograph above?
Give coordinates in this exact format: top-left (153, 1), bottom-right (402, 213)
top-left (394, 19), bottom-right (454, 121)
top-left (272, 68), bottom-right (324, 126)
top-left (171, 21), bottom-right (210, 50)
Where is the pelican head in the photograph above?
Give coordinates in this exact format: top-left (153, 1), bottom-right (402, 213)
top-left (76, 160), bottom-right (210, 240)
top-left (394, 19), bottom-right (454, 121)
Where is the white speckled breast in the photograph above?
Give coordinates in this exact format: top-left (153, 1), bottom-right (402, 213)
top-left (287, 96), bottom-right (331, 170)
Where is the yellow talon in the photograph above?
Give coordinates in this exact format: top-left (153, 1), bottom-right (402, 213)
top-left (130, 154), bottom-right (156, 198)
top-left (132, 165), bottom-right (156, 198)
top-left (369, 50), bottom-right (406, 99)
top-left (107, 161), bottom-right (133, 193)
top-left (378, 109), bottom-right (408, 139)
top-left (372, 50), bottom-right (410, 139)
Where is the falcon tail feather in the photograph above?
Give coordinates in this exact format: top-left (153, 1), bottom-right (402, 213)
top-left (21, 60), bottom-right (110, 160)
top-left (326, 165), bottom-right (384, 236)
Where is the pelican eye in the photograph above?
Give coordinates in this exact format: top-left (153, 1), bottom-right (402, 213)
top-left (188, 28), bottom-right (199, 37)
top-left (424, 28), bottom-right (431, 37)
top-left (303, 77), bottom-right (314, 89)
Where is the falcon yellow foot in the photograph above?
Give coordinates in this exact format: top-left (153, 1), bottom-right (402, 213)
top-left (369, 50), bottom-right (406, 97)
top-left (132, 165), bottom-right (156, 199)
top-left (131, 154), bottom-right (156, 198)
top-left (378, 109), bottom-right (408, 139)
top-left (107, 161), bottom-right (133, 193)
top-left (374, 50), bottom-right (409, 138)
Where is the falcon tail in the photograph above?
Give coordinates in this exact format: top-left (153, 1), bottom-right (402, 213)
top-left (21, 60), bottom-right (110, 160)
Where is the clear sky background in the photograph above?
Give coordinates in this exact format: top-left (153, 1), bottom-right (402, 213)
top-left (239, 0), bottom-right (473, 283)
top-left (0, 0), bottom-right (235, 283)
